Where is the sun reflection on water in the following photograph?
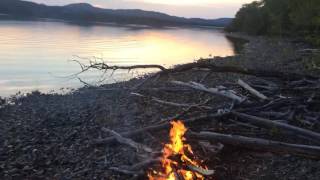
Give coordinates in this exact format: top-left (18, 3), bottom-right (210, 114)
top-left (0, 21), bottom-right (235, 96)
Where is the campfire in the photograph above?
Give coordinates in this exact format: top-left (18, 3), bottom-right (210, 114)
top-left (148, 121), bottom-right (213, 180)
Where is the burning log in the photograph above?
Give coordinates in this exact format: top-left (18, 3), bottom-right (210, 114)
top-left (148, 121), bottom-right (214, 180)
top-left (190, 131), bottom-right (320, 159)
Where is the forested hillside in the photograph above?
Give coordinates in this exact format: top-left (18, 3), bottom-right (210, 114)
top-left (227, 0), bottom-right (320, 45)
top-left (0, 0), bottom-right (232, 27)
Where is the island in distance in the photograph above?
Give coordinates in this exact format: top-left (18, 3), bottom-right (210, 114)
top-left (0, 0), bottom-right (232, 27)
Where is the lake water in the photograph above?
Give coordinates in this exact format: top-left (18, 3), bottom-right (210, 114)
top-left (0, 20), bottom-right (236, 97)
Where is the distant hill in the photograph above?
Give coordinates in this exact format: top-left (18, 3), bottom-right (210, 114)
top-left (0, 0), bottom-right (232, 27)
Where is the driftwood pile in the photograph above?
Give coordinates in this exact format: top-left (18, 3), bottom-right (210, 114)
top-left (82, 61), bottom-right (320, 179)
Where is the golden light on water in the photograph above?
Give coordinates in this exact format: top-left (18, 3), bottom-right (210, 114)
top-left (92, 30), bottom-right (234, 66)
top-left (0, 21), bottom-right (235, 96)
top-left (0, 22), bottom-right (234, 67)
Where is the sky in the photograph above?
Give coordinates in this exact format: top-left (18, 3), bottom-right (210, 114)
top-left (29, 0), bottom-right (255, 19)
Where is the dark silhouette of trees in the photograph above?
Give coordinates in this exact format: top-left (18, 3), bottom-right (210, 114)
top-left (226, 1), bottom-right (267, 35)
top-left (227, 0), bottom-right (320, 45)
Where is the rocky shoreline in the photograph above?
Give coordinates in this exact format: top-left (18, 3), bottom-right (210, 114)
top-left (1, 35), bottom-right (320, 179)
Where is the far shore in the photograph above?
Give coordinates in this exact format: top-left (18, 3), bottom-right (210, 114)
top-left (0, 15), bottom-right (227, 30)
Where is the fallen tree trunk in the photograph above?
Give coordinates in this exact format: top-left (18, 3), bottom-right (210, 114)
top-left (166, 62), bottom-right (318, 81)
top-left (190, 131), bottom-right (320, 159)
top-left (232, 112), bottom-right (320, 144)
top-left (77, 61), bottom-right (318, 82)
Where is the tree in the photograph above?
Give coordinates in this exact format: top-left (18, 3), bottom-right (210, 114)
top-left (227, 1), bottom-right (267, 35)
top-left (227, 0), bottom-right (320, 45)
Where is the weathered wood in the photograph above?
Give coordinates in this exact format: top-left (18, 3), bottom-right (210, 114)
top-left (186, 163), bottom-right (215, 176)
top-left (237, 79), bottom-right (268, 100)
top-left (190, 131), bottom-right (320, 159)
top-left (88, 63), bottom-right (167, 71)
top-left (172, 81), bottom-right (245, 103)
top-left (93, 113), bottom-right (227, 145)
top-left (131, 92), bottom-right (212, 110)
top-left (102, 128), bottom-right (153, 153)
top-left (232, 112), bottom-right (320, 143)
top-left (166, 62), bottom-right (318, 80)
top-left (79, 61), bottom-right (318, 81)
top-left (199, 141), bottom-right (224, 155)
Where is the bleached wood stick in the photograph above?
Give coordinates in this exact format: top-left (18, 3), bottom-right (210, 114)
top-left (186, 163), bottom-right (215, 176)
top-left (102, 128), bottom-right (153, 153)
top-left (131, 92), bottom-right (213, 110)
top-left (171, 81), bottom-right (245, 103)
top-left (237, 79), bottom-right (268, 100)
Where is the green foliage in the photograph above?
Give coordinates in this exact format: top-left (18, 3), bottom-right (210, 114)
top-left (227, 1), bottom-right (267, 35)
top-left (303, 53), bottom-right (320, 70)
top-left (227, 0), bottom-right (320, 45)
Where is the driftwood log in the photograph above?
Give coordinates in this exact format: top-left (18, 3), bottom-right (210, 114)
top-left (74, 60), bottom-right (318, 82)
top-left (94, 113), bottom-right (227, 145)
top-left (232, 112), bottom-right (320, 144)
top-left (190, 131), bottom-right (320, 159)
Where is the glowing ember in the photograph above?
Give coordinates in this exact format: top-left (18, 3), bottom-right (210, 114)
top-left (148, 120), bottom-right (207, 180)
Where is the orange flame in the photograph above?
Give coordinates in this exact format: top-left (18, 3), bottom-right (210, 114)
top-left (148, 120), bottom-right (205, 180)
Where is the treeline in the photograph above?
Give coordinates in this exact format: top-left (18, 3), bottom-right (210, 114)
top-left (227, 0), bottom-right (320, 45)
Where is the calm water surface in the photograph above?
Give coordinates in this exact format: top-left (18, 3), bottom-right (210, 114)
top-left (0, 20), bottom-right (236, 97)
